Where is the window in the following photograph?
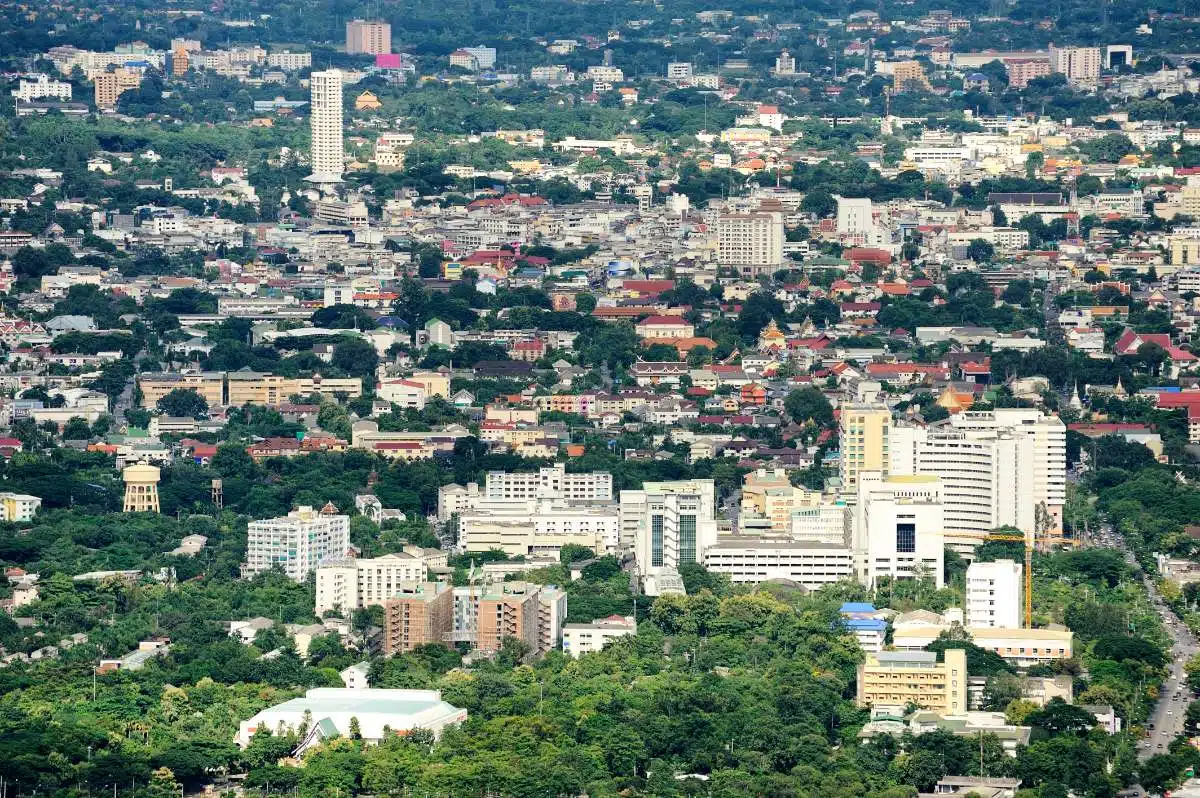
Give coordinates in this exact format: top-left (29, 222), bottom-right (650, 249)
top-left (896, 523), bottom-right (916, 554)
top-left (679, 515), bottom-right (697, 564)
top-left (651, 515), bottom-right (664, 567)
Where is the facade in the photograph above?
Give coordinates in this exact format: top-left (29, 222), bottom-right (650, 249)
top-left (1006, 58), bottom-right (1051, 88)
top-left (966, 559), bottom-right (1022, 629)
top-left (122, 463), bottom-right (161, 513)
top-left (476, 581), bottom-right (540, 653)
top-left (314, 547), bottom-right (446, 614)
top-left (839, 403), bottom-right (891, 496)
top-left (13, 74), bottom-right (72, 102)
top-left (382, 582), bottom-right (454, 655)
top-left (856, 649), bottom-right (968, 714)
top-left (1049, 44), bottom-right (1101, 84)
top-left (703, 538), bottom-right (854, 588)
top-left (458, 501), bottom-right (619, 557)
top-left (346, 20), bottom-right (391, 55)
top-left (716, 212), bottom-right (784, 276)
top-left (622, 480), bottom-right (718, 577)
top-left (94, 68), bottom-right (141, 109)
top-left (562, 615), bottom-right (637, 658)
top-left (854, 473), bottom-right (945, 588)
top-left (0, 492), bottom-right (41, 522)
top-left (307, 70), bottom-right (345, 183)
top-left (484, 464), bottom-right (612, 501)
top-left (245, 505), bottom-right (351, 582)
top-left (837, 196), bottom-right (874, 234)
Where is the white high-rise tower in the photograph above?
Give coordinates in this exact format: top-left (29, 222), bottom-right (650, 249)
top-left (307, 69), bottom-right (344, 184)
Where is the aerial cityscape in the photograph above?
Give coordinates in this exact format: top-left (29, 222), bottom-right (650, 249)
top-left (6, 0), bottom-right (1200, 795)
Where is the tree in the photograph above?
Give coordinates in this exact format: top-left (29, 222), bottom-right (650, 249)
top-left (801, 189), bottom-right (837, 218)
top-left (1024, 698), bottom-right (1096, 736)
top-left (966, 238), bottom-right (996, 263)
top-left (331, 338), bottom-right (380, 379)
top-left (574, 293), bottom-right (597, 314)
top-left (784, 387), bottom-right (834, 427)
top-left (312, 304), bottom-right (378, 330)
top-left (156, 388), bottom-right (209, 418)
top-left (61, 416), bottom-right (93, 441)
top-left (559, 543), bottom-right (594, 564)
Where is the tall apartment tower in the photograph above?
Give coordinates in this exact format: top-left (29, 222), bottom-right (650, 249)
top-left (716, 212), bottom-right (784, 277)
top-left (245, 504), bottom-right (350, 582)
top-left (839, 404), bottom-right (891, 497)
top-left (966, 559), bottom-right (1022, 629)
top-left (122, 463), bottom-right (161, 513)
top-left (346, 20), bottom-right (392, 55)
top-left (1049, 44), bottom-right (1101, 85)
top-left (306, 70), bottom-right (345, 184)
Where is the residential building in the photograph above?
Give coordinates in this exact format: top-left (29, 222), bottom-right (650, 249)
top-left (314, 547), bottom-right (447, 614)
top-left (622, 480), bottom-right (718, 578)
top-left (484, 465), bottom-right (612, 502)
top-left (382, 582), bottom-right (454, 655)
top-left (235, 689), bottom-right (466, 754)
top-left (716, 212), bottom-right (784, 276)
top-left (267, 51), bottom-right (312, 70)
top-left (1006, 58), bottom-right (1051, 88)
top-left (841, 602), bottom-right (888, 653)
top-left (476, 581), bottom-right (540, 653)
top-left (966, 559), bottom-right (1022, 629)
top-left (307, 70), bottom-right (345, 183)
top-left (1049, 44), bottom-right (1101, 85)
top-left (346, 20), bottom-right (391, 55)
top-left (854, 473), bottom-right (945, 588)
top-left (837, 196), bottom-right (874, 235)
top-left (856, 649), bottom-right (968, 713)
top-left (94, 68), bottom-right (141, 110)
top-left (0, 492), bottom-right (41, 522)
top-left (562, 615), bottom-right (637, 658)
top-left (459, 501), bottom-right (619, 557)
top-left (703, 537), bottom-right (854, 589)
top-left (839, 403), bottom-right (891, 496)
top-left (12, 74), bottom-right (72, 102)
top-left (245, 505), bottom-right (351, 582)
top-left (892, 619), bottom-right (1073, 667)
top-left (892, 60), bottom-right (932, 92)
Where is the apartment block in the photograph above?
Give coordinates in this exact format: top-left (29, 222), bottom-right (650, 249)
top-left (382, 582), bottom-right (454, 655)
top-left (94, 68), bottom-right (141, 109)
top-left (458, 501), bottom-right (619, 557)
top-left (476, 581), bottom-right (541, 654)
top-left (314, 547), bottom-right (448, 614)
top-left (346, 20), bottom-right (391, 55)
top-left (562, 615), bottom-right (636, 658)
top-left (839, 403), bottom-right (891, 497)
top-left (966, 559), bottom-right (1022, 629)
top-left (245, 505), bottom-right (350, 582)
top-left (716, 212), bottom-right (784, 277)
top-left (137, 372), bottom-right (225, 408)
top-left (856, 649), bottom-right (968, 713)
top-left (0, 492), bottom-right (41, 522)
top-left (484, 464), bottom-right (612, 502)
top-left (1049, 44), bottom-right (1101, 85)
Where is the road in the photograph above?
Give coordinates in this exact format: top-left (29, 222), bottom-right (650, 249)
top-left (1101, 527), bottom-right (1198, 764)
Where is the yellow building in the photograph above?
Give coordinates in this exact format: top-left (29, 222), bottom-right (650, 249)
top-left (839, 404), bottom-right (891, 496)
top-left (442, 261), bottom-right (463, 280)
top-left (741, 468), bottom-right (823, 531)
top-left (856, 649), bottom-right (967, 713)
top-left (137, 373), bottom-right (225, 408)
top-left (122, 463), bottom-right (161, 514)
top-left (94, 68), bottom-right (142, 110)
top-left (355, 90), bottom-right (383, 111)
top-left (1170, 236), bottom-right (1200, 266)
top-left (892, 61), bottom-right (932, 93)
top-left (407, 371), bottom-right (451, 399)
top-left (226, 373), bottom-right (363, 406)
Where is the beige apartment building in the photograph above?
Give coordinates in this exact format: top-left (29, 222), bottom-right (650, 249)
top-left (138, 372), bottom-right (362, 408)
top-left (857, 649), bottom-right (968, 713)
top-left (839, 404), bottom-right (891, 496)
top-left (346, 19), bottom-right (391, 55)
top-left (138, 372), bottom-right (225, 408)
top-left (382, 582), bottom-right (454, 655)
top-left (94, 68), bottom-right (142, 109)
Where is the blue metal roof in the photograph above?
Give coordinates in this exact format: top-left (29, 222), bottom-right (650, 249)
top-left (840, 602), bottom-right (877, 614)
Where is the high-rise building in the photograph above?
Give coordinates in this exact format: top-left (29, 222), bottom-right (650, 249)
top-left (854, 473), bottom-right (945, 588)
top-left (94, 68), bottom-right (142, 110)
top-left (306, 69), bottom-right (345, 184)
top-left (122, 463), bottom-right (160, 513)
top-left (856, 649), bottom-right (968, 713)
top-left (346, 20), bottom-right (392, 55)
top-left (1049, 44), bottom-right (1101, 85)
top-left (716, 212), bottom-right (784, 277)
top-left (839, 403), bottom-right (891, 496)
top-left (892, 60), bottom-right (932, 92)
top-left (382, 582), bottom-right (454, 655)
top-left (476, 581), bottom-right (541, 654)
top-left (621, 480), bottom-right (718, 577)
top-left (245, 504), bottom-right (350, 582)
top-left (314, 548), bottom-right (449, 614)
top-left (836, 196), bottom-right (874, 234)
top-left (171, 45), bottom-right (189, 76)
top-left (966, 559), bottom-right (1022, 629)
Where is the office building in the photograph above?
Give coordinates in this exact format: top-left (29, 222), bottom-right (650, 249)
top-left (236, 689), bottom-right (466, 753)
top-left (562, 615), bottom-right (637, 658)
top-left (839, 403), bottom-right (891, 496)
top-left (856, 649), bottom-right (968, 713)
top-left (836, 196), bottom-right (874, 234)
top-left (716, 212), bottom-right (784, 277)
top-left (314, 547), bottom-right (448, 614)
top-left (0, 492), bottom-right (41, 522)
top-left (621, 480), bottom-right (718, 577)
top-left (382, 582), bottom-right (454, 655)
top-left (892, 613), bottom-right (1072, 667)
top-left (966, 559), bottom-right (1023, 629)
top-left (854, 473), bottom-right (944, 588)
top-left (245, 505), bottom-right (351, 582)
top-left (122, 463), bottom-right (160, 513)
top-left (307, 69), bottom-right (344, 183)
top-left (458, 501), bottom-right (619, 557)
top-left (1049, 44), bottom-right (1101, 85)
top-left (345, 20), bottom-right (391, 55)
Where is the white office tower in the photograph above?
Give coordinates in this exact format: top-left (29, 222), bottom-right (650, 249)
top-left (966, 559), bottom-right (1022, 629)
top-left (890, 409), bottom-right (1066, 548)
top-left (836, 196), bottom-right (873, 234)
top-left (853, 473), bottom-right (945, 588)
top-left (622, 480), bottom-right (718, 576)
top-left (246, 505), bottom-right (351, 582)
top-left (306, 70), bottom-right (345, 184)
